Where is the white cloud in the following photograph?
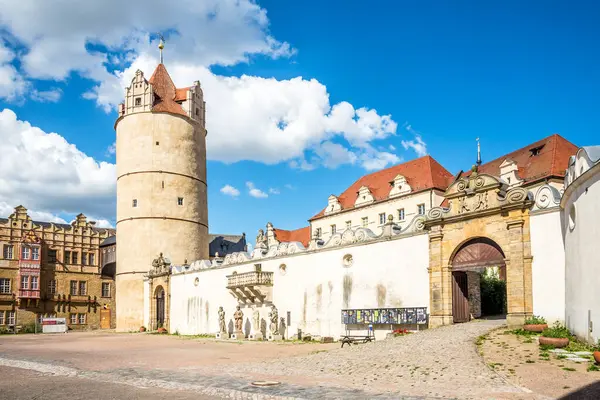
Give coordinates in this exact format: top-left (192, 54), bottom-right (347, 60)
top-left (0, 201), bottom-right (67, 224)
top-left (0, 1), bottom-right (403, 171)
top-left (220, 184), bottom-right (240, 197)
top-left (31, 88), bottom-right (62, 103)
top-left (106, 142), bottom-right (116, 156)
top-left (401, 135), bottom-right (427, 157)
top-left (268, 188), bottom-right (280, 195)
top-left (284, 184), bottom-right (295, 190)
top-left (246, 182), bottom-right (268, 199)
top-left (0, 108), bottom-right (116, 220)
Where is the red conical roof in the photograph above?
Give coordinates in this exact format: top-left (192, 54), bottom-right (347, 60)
top-left (148, 64), bottom-right (187, 116)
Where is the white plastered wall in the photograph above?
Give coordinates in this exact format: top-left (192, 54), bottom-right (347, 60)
top-left (169, 233), bottom-right (430, 340)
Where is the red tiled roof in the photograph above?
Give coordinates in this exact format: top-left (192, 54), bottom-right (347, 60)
top-left (148, 64), bottom-right (187, 117)
top-left (310, 155), bottom-right (454, 220)
top-left (464, 134), bottom-right (578, 183)
top-left (273, 227), bottom-right (310, 247)
top-left (175, 87), bottom-right (191, 102)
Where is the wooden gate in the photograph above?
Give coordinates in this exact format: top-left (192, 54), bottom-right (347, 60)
top-left (452, 271), bottom-right (470, 323)
top-left (100, 309), bottom-right (111, 329)
top-left (156, 290), bottom-right (165, 327)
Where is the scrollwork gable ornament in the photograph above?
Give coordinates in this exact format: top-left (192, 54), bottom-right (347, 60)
top-left (324, 195), bottom-right (342, 215)
top-left (354, 186), bottom-right (375, 207)
top-left (389, 174), bottom-right (412, 198)
top-left (534, 184), bottom-right (561, 210)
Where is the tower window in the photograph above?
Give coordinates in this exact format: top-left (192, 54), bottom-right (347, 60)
top-left (161, 181), bottom-right (165, 189)
top-left (135, 97), bottom-right (141, 106)
top-left (195, 108), bottom-right (200, 116)
top-left (177, 197), bottom-right (184, 206)
top-left (132, 199), bottom-right (138, 207)
top-left (155, 141), bottom-right (159, 146)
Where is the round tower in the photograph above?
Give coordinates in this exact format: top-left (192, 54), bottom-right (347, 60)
top-left (114, 61), bottom-right (209, 331)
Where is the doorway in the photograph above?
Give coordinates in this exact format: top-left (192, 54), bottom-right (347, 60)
top-left (100, 308), bottom-right (111, 329)
top-left (155, 287), bottom-right (165, 328)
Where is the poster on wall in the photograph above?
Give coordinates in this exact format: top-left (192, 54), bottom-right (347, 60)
top-left (341, 307), bottom-right (428, 325)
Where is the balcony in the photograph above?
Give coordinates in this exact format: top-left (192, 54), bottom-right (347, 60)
top-left (226, 271), bottom-right (273, 304)
top-left (18, 289), bottom-right (40, 299)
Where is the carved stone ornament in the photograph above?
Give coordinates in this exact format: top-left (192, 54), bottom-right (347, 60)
top-left (218, 306), bottom-right (226, 333)
top-left (255, 229), bottom-right (267, 248)
top-left (151, 252), bottom-right (171, 274)
top-left (234, 305), bottom-right (244, 332)
top-left (269, 305), bottom-right (279, 335)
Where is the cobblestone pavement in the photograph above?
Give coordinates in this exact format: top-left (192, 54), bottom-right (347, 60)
top-left (0, 319), bottom-right (551, 399)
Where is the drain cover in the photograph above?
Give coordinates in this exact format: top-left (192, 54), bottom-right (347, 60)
top-left (251, 381), bottom-right (281, 387)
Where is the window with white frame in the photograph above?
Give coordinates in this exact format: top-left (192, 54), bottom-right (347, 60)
top-left (345, 220), bottom-right (351, 229)
top-left (31, 276), bottom-right (38, 290)
top-left (315, 228), bottom-right (322, 238)
top-left (70, 313), bottom-right (77, 324)
top-left (0, 311), bottom-right (4, 325)
top-left (398, 208), bottom-right (405, 221)
top-left (379, 213), bottom-right (386, 225)
top-left (32, 246), bottom-right (40, 260)
top-left (78, 313), bottom-right (86, 325)
top-left (102, 282), bottom-right (110, 298)
top-left (79, 281), bottom-right (87, 296)
top-left (48, 280), bottom-right (57, 295)
top-left (361, 217), bottom-right (368, 227)
top-left (21, 246), bottom-right (30, 260)
top-left (21, 275), bottom-right (29, 289)
top-left (7, 311), bottom-right (14, 325)
top-left (70, 280), bottom-right (78, 295)
top-left (3, 244), bottom-right (13, 259)
top-left (331, 224), bottom-right (337, 234)
top-left (0, 278), bottom-right (10, 294)
top-left (417, 203), bottom-right (425, 215)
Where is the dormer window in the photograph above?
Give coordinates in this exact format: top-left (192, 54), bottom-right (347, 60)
top-left (529, 145), bottom-right (544, 156)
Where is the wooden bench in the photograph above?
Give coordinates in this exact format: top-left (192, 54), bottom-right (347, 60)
top-left (340, 334), bottom-right (374, 348)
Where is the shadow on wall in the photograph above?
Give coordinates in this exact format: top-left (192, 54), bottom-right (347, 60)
top-left (376, 284), bottom-right (387, 307)
top-left (228, 320), bottom-right (234, 335)
top-left (343, 275), bottom-right (353, 308)
top-left (244, 318), bottom-right (251, 337)
top-left (260, 318), bottom-right (267, 337)
top-left (279, 318), bottom-right (287, 339)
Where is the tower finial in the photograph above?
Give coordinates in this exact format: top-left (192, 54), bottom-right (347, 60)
top-left (476, 137), bottom-right (482, 166)
top-left (157, 33), bottom-right (165, 64)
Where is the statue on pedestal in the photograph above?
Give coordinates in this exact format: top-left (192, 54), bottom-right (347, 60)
top-left (218, 306), bottom-right (226, 333)
top-left (252, 305), bottom-right (260, 333)
top-left (269, 305), bottom-right (279, 335)
top-left (255, 229), bottom-right (267, 249)
top-left (234, 305), bottom-right (244, 332)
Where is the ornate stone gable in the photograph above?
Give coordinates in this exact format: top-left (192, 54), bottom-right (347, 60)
top-left (388, 174), bottom-right (412, 198)
top-left (324, 195), bottom-right (342, 215)
top-left (426, 168), bottom-right (533, 224)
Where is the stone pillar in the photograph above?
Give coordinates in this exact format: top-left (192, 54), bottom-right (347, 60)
top-left (505, 218), bottom-right (532, 327)
top-left (466, 272), bottom-right (482, 318)
top-left (428, 228), bottom-right (453, 328)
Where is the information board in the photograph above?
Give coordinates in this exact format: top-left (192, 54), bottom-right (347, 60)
top-left (341, 307), bottom-right (428, 325)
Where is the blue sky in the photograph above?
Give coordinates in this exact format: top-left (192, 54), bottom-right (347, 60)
top-left (0, 0), bottom-right (598, 240)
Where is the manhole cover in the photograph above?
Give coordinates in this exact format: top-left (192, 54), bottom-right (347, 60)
top-left (251, 381), bottom-right (281, 387)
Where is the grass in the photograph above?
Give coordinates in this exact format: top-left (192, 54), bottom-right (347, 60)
top-left (587, 364), bottom-right (600, 372)
top-left (475, 334), bottom-right (488, 346)
top-left (512, 329), bottom-right (538, 337)
top-left (525, 360), bottom-right (535, 363)
top-left (564, 340), bottom-right (595, 353)
top-left (557, 355), bottom-right (568, 359)
top-left (562, 367), bottom-right (576, 372)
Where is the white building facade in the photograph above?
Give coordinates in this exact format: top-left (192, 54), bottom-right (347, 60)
top-left (561, 146), bottom-right (600, 343)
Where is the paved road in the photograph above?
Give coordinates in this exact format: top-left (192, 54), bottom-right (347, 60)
top-left (0, 319), bottom-right (547, 399)
top-left (0, 366), bottom-right (222, 400)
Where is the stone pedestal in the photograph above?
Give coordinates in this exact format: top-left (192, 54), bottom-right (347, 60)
top-left (215, 332), bottom-right (227, 339)
top-left (249, 332), bottom-right (263, 341)
top-left (268, 334), bottom-right (282, 341)
top-left (231, 331), bottom-right (244, 340)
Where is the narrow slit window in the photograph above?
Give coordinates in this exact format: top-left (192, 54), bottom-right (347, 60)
top-left (177, 197), bottom-right (184, 206)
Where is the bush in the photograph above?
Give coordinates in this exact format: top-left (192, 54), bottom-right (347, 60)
top-left (480, 274), bottom-right (506, 316)
top-left (541, 322), bottom-right (572, 339)
top-left (524, 315), bottom-right (547, 325)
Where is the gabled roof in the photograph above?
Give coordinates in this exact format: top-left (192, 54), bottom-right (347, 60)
top-left (209, 234), bottom-right (247, 257)
top-left (148, 63), bottom-right (187, 117)
top-left (463, 134), bottom-right (578, 184)
top-left (310, 155), bottom-right (454, 220)
top-left (273, 227), bottom-right (310, 247)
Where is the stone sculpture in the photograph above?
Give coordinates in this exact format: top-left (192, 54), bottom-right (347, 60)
top-left (218, 306), bottom-right (226, 333)
top-left (252, 305), bottom-right (260, 332)
top-left (269, 305), bottom-right (279, 335)
top-left (256, 229), bottom-right (267, 248)
top-left (234, 305), bottom-right (244, 332)
top-left (151, 252), bottom-right (169, 274)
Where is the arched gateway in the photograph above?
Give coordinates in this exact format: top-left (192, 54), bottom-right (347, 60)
top-left (450, 238), bottom-right (506, 323)
top-left (425, 167), bottom-right (534, 328)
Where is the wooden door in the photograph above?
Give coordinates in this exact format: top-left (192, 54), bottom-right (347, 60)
top-left (452, 271), bottom-right (470, 323)
top-left (156, 291), bottom-right (165, 327)
top-left (100, 309), bottom-right (111, 329)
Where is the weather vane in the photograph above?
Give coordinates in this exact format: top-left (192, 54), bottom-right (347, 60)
top-left (157, 33), bottom-right (165, 64)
